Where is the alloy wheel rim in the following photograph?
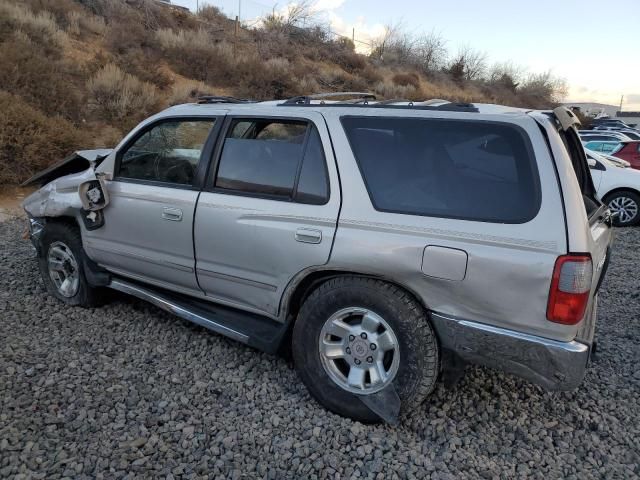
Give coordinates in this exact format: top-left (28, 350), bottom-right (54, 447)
top-left (318, 307), bottom-right (400, 394)
top-left (47, 241), bottom-right (80, 298)
top-left (609, 196), bottom-right (638, 224)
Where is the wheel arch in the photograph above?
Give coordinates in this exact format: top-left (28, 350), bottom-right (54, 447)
top-left (37, 214), bottom-right (110, 287)
top-left (281, 268), bottom-right (430, 324)
top-left (601, 186), bottom-right (640, 202)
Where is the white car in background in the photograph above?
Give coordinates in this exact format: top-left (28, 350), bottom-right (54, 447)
top-left (587, 150), bottom-right (640, 226)
top-left (579, 131), bottom-right (632, 142)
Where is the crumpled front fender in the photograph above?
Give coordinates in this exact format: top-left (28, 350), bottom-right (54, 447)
top-left (22, 168), bottom-right (99, 218)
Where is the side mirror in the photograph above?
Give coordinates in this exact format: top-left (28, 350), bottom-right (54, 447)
top-left (587, 157), bottom-right (597, 168)
top-left (78, 176), bottom-right (109, 211)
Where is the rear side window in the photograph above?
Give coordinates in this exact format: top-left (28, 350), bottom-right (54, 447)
top-left (342, 117), bottom-right (540, 223)
top-left (215, 119), bottom-right (329, 204)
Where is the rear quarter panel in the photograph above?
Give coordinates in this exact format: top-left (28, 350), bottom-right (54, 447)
top-left (322, 109), bottom-right (577, 341)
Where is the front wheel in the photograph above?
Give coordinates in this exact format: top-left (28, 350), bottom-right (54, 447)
top-left (38, 222), bottom-right (98, 307)
top-left (604, 190), bottom-right (640, 226)
top-left (292, 277), bottom-right (439, 422)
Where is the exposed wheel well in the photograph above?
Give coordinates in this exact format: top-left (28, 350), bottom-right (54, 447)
top-left (602, 187), bottom-right (640, 202)
top-left (284, 270), bottom-right (428, 323)
top-left (40, 215), bottom-right (110, 286)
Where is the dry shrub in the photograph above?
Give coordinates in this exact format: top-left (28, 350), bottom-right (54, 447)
top-left (64, 8), bottom-right (105, 37)
top-left (0, 0), bottom-right (67, 49)
top-left (0, 31), bottom-right (84, 121)
top-left (167, 80), bottom-right (215, 105)
top-left (106, 20), bottom-right (155, 54)
top-left (0, 91), bottom-right (89, 185)
top-left (66, 10), bottom-right (80, 36)
top-left (82, 14), bottom-right (106, 35)
top-left (312, 65), bottom-right (368, 94)
top-left (197, 4), bottom-right (226, 24)
top-left (234, 55), bottom-right (300, 100)
top-left (87, 64), bottom-right (160, 128)
top-left (156, 28), bottom-right (233, 83)
top-left (392, 72), bottom-right (421, 89)
top-left (297, 76), bottom-right (321, 94)
top-left (374, 80), bottom-right (419, 100)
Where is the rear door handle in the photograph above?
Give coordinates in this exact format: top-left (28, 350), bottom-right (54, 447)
top-left (295, 228), bottom-right (322, 244)
top-left (162, 207), bottom-right (183, 222)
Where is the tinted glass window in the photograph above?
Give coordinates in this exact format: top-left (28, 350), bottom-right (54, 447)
top-left (295, 127), bottom-right (329, 204)
top-left (583, 135), bottom-right (616, 141)
top-left (119, 120), bottom-right (214, 185)
top-left (216, 120), bottom-right (305, 198)
top-left (215, 119), bottom-right (329, 203)
top-left (342, 117), bottom-right (540, 223)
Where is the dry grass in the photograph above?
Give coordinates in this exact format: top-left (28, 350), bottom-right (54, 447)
top-left (167, 79), bottom-right (215, 105)
top-left (87, 64), bottom-right (160, 128)
top-left (392, 72), bottom-right (421, 89)
top-left (0, 30), bottom-right (85, 121)
top-left (0, 0), bottom-right (67, 48)
top-left (0, 91), bottom-right (89, 185)
top-left (155, 28), bottom-right (233, 83)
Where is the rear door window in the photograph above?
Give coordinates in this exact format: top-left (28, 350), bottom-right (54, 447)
top-left (214, 119), bottom-right (329, 204)
top-left (341, 116), bottom-right (540, 223)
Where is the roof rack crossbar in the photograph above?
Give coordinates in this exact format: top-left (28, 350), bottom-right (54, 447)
top-left (197, 95), bottom-right (256, 104)
top-left (280, 92), bottom-right (376, 105)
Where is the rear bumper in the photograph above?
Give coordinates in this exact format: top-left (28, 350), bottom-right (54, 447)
top-left (431, 310), bottom-right (595, 391)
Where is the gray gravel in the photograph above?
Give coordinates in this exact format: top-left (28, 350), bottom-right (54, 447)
top-left (1, 218), bottom-right (639, 479)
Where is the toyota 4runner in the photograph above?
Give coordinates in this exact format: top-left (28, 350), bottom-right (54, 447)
top-left (22, 95), bottom-right (613, 423)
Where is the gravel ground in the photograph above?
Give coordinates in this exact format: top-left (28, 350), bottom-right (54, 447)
top-left (1, 218), bottom-right (639, 479)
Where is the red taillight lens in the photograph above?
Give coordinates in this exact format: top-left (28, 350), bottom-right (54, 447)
top-left (547, 254), bottom-right (593, 325)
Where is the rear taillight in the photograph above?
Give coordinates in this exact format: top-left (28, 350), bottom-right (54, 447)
top-left (547, 254), bottom-right (593, 325)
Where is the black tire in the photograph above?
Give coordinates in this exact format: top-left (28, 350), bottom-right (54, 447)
top-left (38, 221), bottom-right (98, 307)
top-left (604, 190), bottom-right (640, 226)
top-left (292, 276), bottom-right (439, 422)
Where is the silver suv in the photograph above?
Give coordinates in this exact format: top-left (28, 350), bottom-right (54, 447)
top-left (23, 95), bottom-right (613, 423)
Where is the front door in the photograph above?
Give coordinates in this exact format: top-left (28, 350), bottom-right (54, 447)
top-left (194, 113), bottom-right (341, 317)
top-left (84, 117), bottom-right (219, 294)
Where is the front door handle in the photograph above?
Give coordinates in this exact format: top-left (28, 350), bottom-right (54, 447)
top-left (295, 228), bottom-right (322, 244)
top-left (162, 207), bottom-right (183, 222)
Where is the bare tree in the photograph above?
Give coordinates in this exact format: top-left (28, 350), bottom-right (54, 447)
top-left (487, 61), bottom-right (524, 92)
top-left (263, 0), bottom-right (321, 32)
top-left (370, 22), bottom-right (403, 60)
top-left (462, 45), bottom-right (487, 81)
top-left (446, 45), bottom-right (487, 82)
top-left (413, 30), bottom-right (447, 72)
top-left (520, 71), bottom-right (568, 104)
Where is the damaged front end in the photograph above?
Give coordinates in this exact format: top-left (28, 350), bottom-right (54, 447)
top-left (22, 149), bottom-right (113, 251)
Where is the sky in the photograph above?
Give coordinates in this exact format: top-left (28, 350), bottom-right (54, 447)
top-left (172, 0), bottom-right (640, 110)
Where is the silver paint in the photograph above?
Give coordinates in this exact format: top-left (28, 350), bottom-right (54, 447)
top-left (25, 101), bottom-right (612, 393)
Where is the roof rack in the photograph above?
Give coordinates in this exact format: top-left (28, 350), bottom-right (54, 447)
top-left (197, 95), bottom-right (256, 104)
top-left (277, 94), bottom-right (478, 112)
top-left (280, 92), bottom-right (377, 105)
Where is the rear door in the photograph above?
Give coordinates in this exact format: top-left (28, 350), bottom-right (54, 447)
top-left (546, 116), bottom-right (612, 301)
top-left (193, 111), bottom-right (340, 317)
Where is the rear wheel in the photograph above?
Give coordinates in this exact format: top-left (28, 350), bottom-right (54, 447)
top-left (38, 222), bottom-right (98, 307)
top-left (292, 276), bottom-right (439, 422)
top-left (604, 190), bottom-right (640, 226)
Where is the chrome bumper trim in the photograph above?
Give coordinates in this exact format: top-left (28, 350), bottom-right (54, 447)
top-left (431, 312), bottom-right (591, 390)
